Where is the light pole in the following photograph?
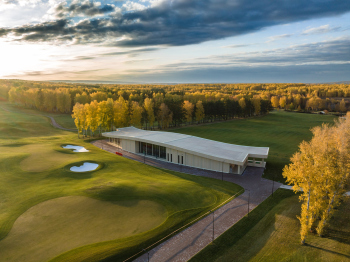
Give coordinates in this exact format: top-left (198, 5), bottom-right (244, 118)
top-left (247, 190), bottom-right (250, 217)
top-left (212, 210), bottom-right (215, 242)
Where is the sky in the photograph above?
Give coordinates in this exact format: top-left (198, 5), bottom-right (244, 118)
top-left (0, 0), bottom-right (349, 83)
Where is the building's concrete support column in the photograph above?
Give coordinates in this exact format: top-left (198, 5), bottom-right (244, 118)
top-left (238, 165), bottom-right (241, 174)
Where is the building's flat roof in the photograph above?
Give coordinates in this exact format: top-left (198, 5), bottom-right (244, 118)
top-left (102, 127), bottom-right (269, 165)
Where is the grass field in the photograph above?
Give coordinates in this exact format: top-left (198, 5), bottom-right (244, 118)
top-left (190, 190), bottom-right (350, 262)
top-left (0, 101), bottom-right (242, 262)
top-left (173, 111), bottom-right (336, 182)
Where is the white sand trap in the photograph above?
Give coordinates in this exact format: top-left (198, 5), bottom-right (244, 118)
top-left (70, 162), bottom-right (99, 172)
top-left (62, 145), bottom-right (89, 152)
top-left (0, 196), bottom-right (167, 262)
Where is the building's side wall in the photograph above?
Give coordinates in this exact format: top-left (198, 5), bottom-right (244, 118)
top-left (106, 136), bottom-right (254, 175)
top-left (165, 147), bottom-right (230, 173)
top-left (120, 139), bottom-right (136, 153)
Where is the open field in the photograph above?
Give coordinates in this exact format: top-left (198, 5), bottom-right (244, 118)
top-left (190, 190), bottom-right (350, 262)
top-left (173, 111), bottom-right (336, 182)
top-left (0, 101), bottom-right (242, 262)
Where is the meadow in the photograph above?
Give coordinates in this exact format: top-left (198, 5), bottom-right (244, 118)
top-left (0, 102), bottom-right (242, 262)
top-left (172, 111), bottom-right (336, 182)
top-left (190, 189), bottom-right (350, 261)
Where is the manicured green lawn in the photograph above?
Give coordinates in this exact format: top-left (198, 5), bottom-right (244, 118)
top-left (0, 102), bottom-right (242, 262)
top-left (190, 190), bottom-right (350, 262)
top-left (0, 102), bottom-right (77, 130)
top-left (173, 111), bottom-right (336, 182)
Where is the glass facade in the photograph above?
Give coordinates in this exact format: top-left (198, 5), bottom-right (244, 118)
top-left (139, 142), bottom-right (166, 160)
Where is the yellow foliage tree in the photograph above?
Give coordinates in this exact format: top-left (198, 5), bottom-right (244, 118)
top-left (130, 101), bottom-right (143, 127)
top-left (195, 100), bottom-right (205, 123)
top-left (183, 100), bottom-right (194, 124)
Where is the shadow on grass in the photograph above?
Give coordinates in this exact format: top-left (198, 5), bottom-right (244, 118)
top-left (305, 243), bottom-right (350, 259)
top-left (190, 189), bottom-right (296, 262)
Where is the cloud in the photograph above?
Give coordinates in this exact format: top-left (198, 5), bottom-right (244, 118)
top-left (54, 0), bottom-right (116, 18)
top-left (64, 47), bottom-right (161, 61)
top-left (1, 0), bottom-right (350, 47)
top-left (302, 24), bottom-right (341, 35)
top-left (150, 38), bottom-right (350, 72)
top-left (222, 44), bottom-right (255, 49)
top-left (267, 34), bottom-right (293, 42)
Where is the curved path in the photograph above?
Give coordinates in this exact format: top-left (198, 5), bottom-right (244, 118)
top-left (92, 140), bottom-right (282, 262)
top-left (0, 105), bottom-right (76, 132)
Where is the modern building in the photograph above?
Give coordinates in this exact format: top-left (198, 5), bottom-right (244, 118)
top-left (102, 126), bottom-right (269, 175)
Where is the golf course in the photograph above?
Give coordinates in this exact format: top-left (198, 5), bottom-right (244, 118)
top-left (0, 102), bottom-right (341, 261)
top-left (0, 102), bottom-right (242, 262)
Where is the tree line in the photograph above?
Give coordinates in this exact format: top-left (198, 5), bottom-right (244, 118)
top-left (283, 114), bottom-right (350, 244)
top-left (1, 80), bottom-right (349, 115)
top-left (71, 94), bottom-right (272, 136)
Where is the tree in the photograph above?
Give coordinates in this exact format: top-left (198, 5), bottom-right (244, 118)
top-left (113, 96), bottom-right (129, 128)
top-left (157, 103), bottom-right (173, 129)
top-left (144, 97), bottom-right (155, 129)
top-left (279, 96), bottom-right (286, 109)
top-left (72, 103), bottom-right (84, 138)
top-left (271, 96), bottom-right (279, 108)
top-left (239, 98), bottom-right (246, 117)
top-left (195, 100), bottom-right (205, 123)
top-left (252, 97), bottom-right (261, 115)
top-left (130, 101), bottom-right (143, 127)
top-left (283, 118), bottom-right (350, 243)
top-left (183, 100), bottom-right (194, 124)
top-left (339, 99), bottom-right (346, 113)
top-left (86, 101), bottom-right (99, 136)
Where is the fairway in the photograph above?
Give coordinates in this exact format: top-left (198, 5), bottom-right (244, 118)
top-left (191, 191), bottom-right (350, 262)
top-left (0, 102), bottom-right (242, 262)
top-left (173, 111), bottom-right (336, 181)
top-left (0, 197), bottom-right (166, 262)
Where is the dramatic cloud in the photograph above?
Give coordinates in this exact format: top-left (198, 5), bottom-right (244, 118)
top-left (1, 0), bottom-right (350, 47)
top-left (54, 0), bottom-right (116, 18)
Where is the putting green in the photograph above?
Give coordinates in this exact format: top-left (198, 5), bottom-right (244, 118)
top-left (0, 196), bottom-right (167, 262)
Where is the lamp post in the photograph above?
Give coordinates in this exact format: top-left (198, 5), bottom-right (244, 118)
top-left (212, 210), bottom-right (215, 242)
top-left (247, 190), bottom-right (250, 217)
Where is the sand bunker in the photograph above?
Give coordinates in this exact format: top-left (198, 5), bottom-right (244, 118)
top-left (70, 162), bottom-right (99, 172)
top-left (62, 145), bottom-right (89, 152)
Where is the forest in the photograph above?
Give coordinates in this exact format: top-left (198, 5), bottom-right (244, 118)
top-left (1, 79), bottom-right (349, 135)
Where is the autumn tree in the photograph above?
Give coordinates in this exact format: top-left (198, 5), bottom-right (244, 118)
top-left (130, 101), bottom-right (143, 127)
top-left (72, 102), bottom-right (84, 138)
top-left (195, 100), bottom-right (205, 123)
top-left (144, 97), bottom-right (155, 129)
top-left (113, 96), bottom-right (129, 128)
top-left (183, 100), bottom-right (194, 124)
top-left (252, 97), bottom-right (261, 115)
top-left (158, 103), bottom-right (173, 129)
top-left (271, 96), bottom-right (279, 108)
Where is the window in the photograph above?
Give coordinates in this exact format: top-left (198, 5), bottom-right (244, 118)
top-left (146, 143), bottom-right (152, 155)
top-left (153, 145), bottom-right (159, 157)
top-left (181, 156), bottom-right (184, 164)
top-left (171, 154), bottom-right (172, 162)
top-left (160, 146), bottom-right (166, 159)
